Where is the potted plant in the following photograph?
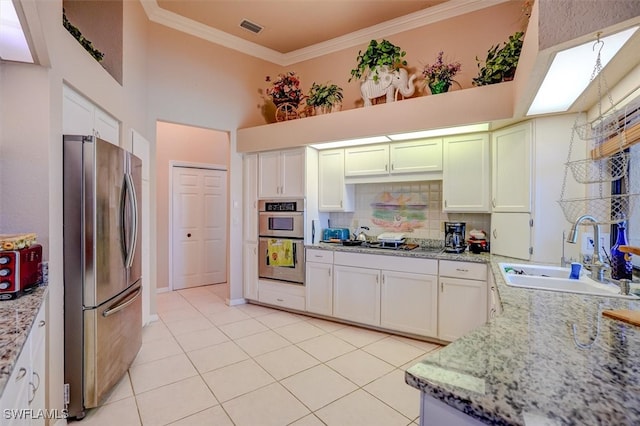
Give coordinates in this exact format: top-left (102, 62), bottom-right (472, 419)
top-left (349, 39), bottom-right (407, 82)
top-left (306, 82), bottom-right (344, 115)
top-left (421, 51), bottom-right (461, 95)
top-left (472, 31), bottom-right (524, 86)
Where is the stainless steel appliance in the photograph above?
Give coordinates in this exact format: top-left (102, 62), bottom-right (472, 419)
top-left (63, 135), bottom-right (142, 419)
top-left (258, 199), bottom-right (305, 284)
top-left (0, 244), bottom-right (42, 300)
top-left (444, 222), bottom-right (466, 253)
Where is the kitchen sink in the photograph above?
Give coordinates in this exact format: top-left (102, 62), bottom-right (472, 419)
top-left (499, 263), bottom-right (639, 299)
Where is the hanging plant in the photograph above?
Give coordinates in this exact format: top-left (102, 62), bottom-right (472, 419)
top-left (62, 9), bottom-right (105, 62)
top-left (349, 39), bottom-right (407, 82)
top-left (472, 31), bottom-right (524, 86)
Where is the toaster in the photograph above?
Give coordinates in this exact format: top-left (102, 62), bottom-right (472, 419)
top-left (0, 244), bottom-right (42, 300)
top-left (322, 228), bottom-right (351, 241)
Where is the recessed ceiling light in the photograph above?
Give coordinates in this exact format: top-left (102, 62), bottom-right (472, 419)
top-left (527, 26), bottom-right (638, 116)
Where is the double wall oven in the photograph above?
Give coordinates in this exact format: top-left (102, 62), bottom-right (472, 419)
top-left (258, 199), bottom-right (305, 285)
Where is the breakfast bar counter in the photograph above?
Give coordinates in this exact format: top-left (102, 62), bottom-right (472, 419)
top-left (405, 255), bottom-right (640, 425)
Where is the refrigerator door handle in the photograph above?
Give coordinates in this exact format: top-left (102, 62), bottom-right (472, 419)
top-left (102, 286), bottom-right (142, 318)
top-left (124, 172), bottom-right (139, 268)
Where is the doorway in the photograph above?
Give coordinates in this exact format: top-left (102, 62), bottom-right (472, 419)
top-left (171, 165), bottom-right (228, 290)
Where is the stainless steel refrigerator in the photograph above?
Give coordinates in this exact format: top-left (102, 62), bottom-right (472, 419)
top-left (63, 135), bottom-right (142, 419)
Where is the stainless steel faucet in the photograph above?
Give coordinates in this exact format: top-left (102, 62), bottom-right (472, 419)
top-left (566, 215), bottom-right (608, 282)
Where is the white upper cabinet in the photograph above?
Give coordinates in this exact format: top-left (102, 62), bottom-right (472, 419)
top-left (491, 122), bottom-right (532, 212)
top-left (344, 144), bottom-right (390, 177)
top-left (318, 149), bottom-right (354, 212)
top-left (390, 138), bottom-right (442, 174)
top-left (63, 85), bottom-right (119, 146)
top-left (442, 134), bottom-right (490, 212)
top-left (258, 148), bottom-right (305, 198)
top-left (491, 212), bottom-right (532, 260)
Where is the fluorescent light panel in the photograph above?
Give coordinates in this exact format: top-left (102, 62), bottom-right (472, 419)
top-left (388, 123), bottom-right (490, 140)
top-left (0, 0), bottom-right (34, 63)
top-left (527, 26), bottom-right (638, 116)
top-left (309, 123), bottom-right (490, 150)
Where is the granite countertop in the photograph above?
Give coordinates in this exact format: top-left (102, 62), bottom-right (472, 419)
top-left (306, 242), bottom-right (490, 263)
top-left (0, 286), bottom-right (48, 396)
top-left (405, 255), bottom-right (640, 425)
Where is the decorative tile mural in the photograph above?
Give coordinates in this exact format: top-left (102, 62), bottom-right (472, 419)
top-left (370, 191), bottom-right (427, 232)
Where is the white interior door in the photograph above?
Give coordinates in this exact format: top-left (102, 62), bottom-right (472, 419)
top-left (172, 166), bottom-right (227, 290)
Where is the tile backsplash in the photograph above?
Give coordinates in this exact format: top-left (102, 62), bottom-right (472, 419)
top-left (328, 181), bottom-right (490, 241)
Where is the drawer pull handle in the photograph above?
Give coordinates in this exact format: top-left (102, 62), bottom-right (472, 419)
top-left (314, 255), bottom-right (323, 258)
top-left (38, 320), bottom-right (46, 327)
top-left (456, 268), bottom-right (469, 272)
top-left (276, 298), bottom-right (284, 302)
top-left (16, 367), bottom-right (27, 381)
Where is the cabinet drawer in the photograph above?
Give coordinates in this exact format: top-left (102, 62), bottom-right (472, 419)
top-left (439, 260), bottom-right (487, 281)
top-left (306, 249), bottom-right (334, 264)
top-left (258, 280), bottom-right (305, 310)
top-left (334, 252), bottom-right (437, 275)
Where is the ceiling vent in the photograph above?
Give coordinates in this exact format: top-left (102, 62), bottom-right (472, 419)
top-left (239, 19), bottom-right (263, 34)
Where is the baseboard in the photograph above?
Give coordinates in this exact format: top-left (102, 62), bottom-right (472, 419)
top-left (143, 314), bottom-right (159, 326)
top-left (156, 286), bottom-right (170, 293)
top-left (226, 297), bottom-right (246, 306)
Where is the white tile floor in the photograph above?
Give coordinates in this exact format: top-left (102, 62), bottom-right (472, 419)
top-left (75, 283), bottom-right (441, 426)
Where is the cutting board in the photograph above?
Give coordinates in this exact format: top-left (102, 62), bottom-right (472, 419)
top-left (619, 246), bottom-right (640, 256)
top-left (602, 309), bottom-right (640, 327)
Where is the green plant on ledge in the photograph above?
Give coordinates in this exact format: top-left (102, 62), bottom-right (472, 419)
top-left (306, 82), bottom-right (344, 114)
top-left (349, 39), bottom-right (407, 82)
top-left (473, 31), bottom-right (524, 86)
top-left (62, 9), bottom-right (104, 62)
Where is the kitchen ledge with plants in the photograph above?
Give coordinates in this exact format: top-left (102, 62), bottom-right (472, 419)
top-left (405, 254), bottom-right (640, 425)
top-left (0, 286), bottom-right (48, 396)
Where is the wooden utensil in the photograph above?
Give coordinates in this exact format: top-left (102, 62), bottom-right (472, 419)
top-left (619, 246), bottom-right (640, 256)
top-left (602, 309), bottom-right (640, 327)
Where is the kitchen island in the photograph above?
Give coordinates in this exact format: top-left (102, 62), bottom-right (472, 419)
top-left (406, 256), bottom-right (640, 425)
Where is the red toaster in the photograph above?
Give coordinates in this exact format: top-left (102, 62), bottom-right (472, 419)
top-left (0, 244), bottom-right (42, 300)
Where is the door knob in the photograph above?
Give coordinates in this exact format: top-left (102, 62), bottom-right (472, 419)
top-left (187, 233), bottom-right (192, 238)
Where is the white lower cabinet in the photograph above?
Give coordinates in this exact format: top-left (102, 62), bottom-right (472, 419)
top-left (243, 243), bottom-right (258, 300)
top-left (381, 270), bottom-right (438, 337)
top-left (258, 280), bottom-right (306, 311)
top-left (438, 276), bottom-right (487, 342)
top-left (305, 249), bottom-right (334, 316)
top-left (0, 295), bottom-right (48, 425)
top-left (333, 265), bottom-right (381, 326)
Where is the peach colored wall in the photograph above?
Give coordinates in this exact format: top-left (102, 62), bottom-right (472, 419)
top-left (259, 1), bottom-right (526, 122)
top-left (155, 121), bottom-right (230, 290)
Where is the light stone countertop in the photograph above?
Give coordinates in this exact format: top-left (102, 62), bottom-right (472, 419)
top-left (0, 286), bottom-right (48, 396)
top-left (405, 255), bottom-right (640, 425)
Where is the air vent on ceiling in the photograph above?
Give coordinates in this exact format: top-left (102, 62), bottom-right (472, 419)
top-left (239, 19), bottom-right (263, 34)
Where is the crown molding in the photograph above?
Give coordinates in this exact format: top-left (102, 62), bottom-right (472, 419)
top-left (141, 0), bottom-right (510, 66)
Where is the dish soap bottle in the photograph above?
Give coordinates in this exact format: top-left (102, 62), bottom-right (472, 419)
top-left (611, 221), bottom-right (633, 280)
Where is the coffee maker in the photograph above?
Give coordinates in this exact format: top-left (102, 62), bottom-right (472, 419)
top-left (444, 222), bottom-right (466, 253)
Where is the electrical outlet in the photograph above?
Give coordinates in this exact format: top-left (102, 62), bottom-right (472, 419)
top-left (581, 233), bottom-right (594, 254)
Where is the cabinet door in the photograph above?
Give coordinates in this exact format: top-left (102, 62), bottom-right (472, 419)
top-left (381, 271), bottom-right (438, 337)
top-left (258, 151), bottom-right (281, 198)
top-left (63, 85), bottom-right (94, 136)
top-left (344, 144), bottom-right (389, 177)
top-left (243, 154), bottom-right (259, 241)
top-left (306, 262), bottom-right (333, 316)
top-left (243, 243), bottom-right (258, 300)
top-left (390, 138), bottom-right (443, 174)
top-left (318, 149), bottom-right (354, 211)
top-left (438, 277), bottom-right (487, 342)
top-left (443, 134), bottom-right (490, 212)
top-left (492, 123), bottom-right (532, 212)
top-left (281, 149), bottom-right (305, 197)
top-left (94, 107), bottom-right (119, 146)
top-left (491, 212), bottom-right (532, 260)
top-left (333, 265), bottom-right (381, 326)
